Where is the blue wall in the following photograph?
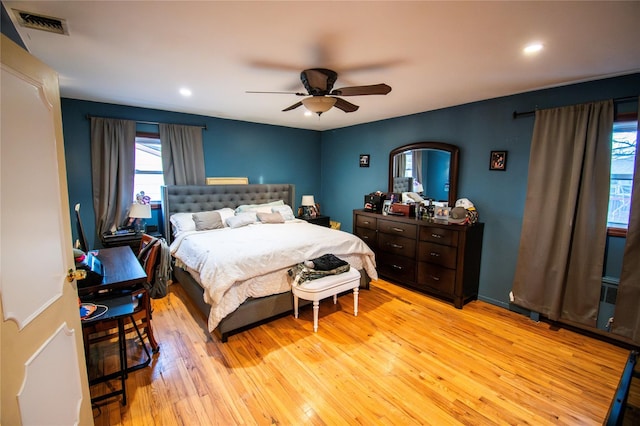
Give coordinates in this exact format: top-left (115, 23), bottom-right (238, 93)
top-left (61, 99), bottom-right (321, 249)
top-left (61, 73), bottom-right (638, 310)
top-left (321, 73), bottom-right (639, 308)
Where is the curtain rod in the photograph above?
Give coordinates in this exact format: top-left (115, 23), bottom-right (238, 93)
top-left (512, 95), bottom-right (638, 119)
top-left (85, 114), bottom-right (207, 130)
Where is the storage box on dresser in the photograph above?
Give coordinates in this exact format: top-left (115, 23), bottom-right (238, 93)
top-left (353, 209), bottom-right (484, 308)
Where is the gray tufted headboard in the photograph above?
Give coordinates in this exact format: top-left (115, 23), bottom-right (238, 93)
top-left (161, 184), bottom-right (295, 242)
top-left (393, 176), bottom-right (414, 193)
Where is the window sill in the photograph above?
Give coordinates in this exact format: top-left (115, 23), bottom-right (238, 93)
top-left (608, 227), bottom-right (627, 237)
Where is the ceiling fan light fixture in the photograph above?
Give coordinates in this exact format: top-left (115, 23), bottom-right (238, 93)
top-left (302, 96), bottom-right (336, 115)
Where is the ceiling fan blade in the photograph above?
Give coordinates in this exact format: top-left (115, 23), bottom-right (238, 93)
top-left (333, 97), bottom-right (359, 113)
top-left (282, 101), bottom-right (303, 112)
top-left (331, 83), bottom-right (391, 96)
top-left (247, 91), bottom-right (306, 96)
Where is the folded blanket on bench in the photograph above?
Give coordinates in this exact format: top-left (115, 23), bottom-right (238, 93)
top-left (288, 254), bottom-right (350, 287)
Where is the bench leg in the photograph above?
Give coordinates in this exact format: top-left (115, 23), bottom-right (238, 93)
top-left (294, 295), bottom-right (299, 319)
top-left (333, 294), bottom-right (337, 304)
top-left (353, 287), bottom-right (359, 317)
top-left (313, 300), bottom-right (319, 332)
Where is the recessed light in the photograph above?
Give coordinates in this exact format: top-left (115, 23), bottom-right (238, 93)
top-left (523, 43), bottom-right (543, 55)
top-left (179, 88), bottom-right (192, 97)
top-left (304, 111), bottom-right (313, 117)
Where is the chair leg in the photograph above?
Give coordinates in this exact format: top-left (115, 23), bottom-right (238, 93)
top-left (117, 318), bottom-right (127, 405)
top-left (139, 291), bottom-right (159, 353)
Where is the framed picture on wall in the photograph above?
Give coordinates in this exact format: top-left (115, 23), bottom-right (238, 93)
top-left (360, 154), bottom-right (370, 167)
top-left (490, 150), bottom-right (507, 171)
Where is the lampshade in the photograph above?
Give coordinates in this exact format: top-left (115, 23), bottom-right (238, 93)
top-left (129, 203), bottom-right (151, 219)
top-left (301, 96), bottom-right (336, 115)
top-left (301, 195), bottom-right (315, 206)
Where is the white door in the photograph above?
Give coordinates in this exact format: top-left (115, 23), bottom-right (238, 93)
top-left (1, 34), bottom-right (93, 425)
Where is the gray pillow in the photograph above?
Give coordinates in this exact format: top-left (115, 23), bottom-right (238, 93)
top-left (192, 211), bottom-right (224, 231)
top-left (257, 212), bottom-right (285, 224)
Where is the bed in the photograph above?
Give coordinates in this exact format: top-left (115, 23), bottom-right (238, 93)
top-left (161, 184), bottom-right (377, 342)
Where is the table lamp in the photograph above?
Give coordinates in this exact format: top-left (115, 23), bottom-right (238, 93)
top-left (301, 195), bottom-right (316, 218)
top-left (129, 203), bottom-right (151, 233)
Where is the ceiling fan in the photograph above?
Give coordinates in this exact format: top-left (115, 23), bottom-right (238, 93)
top-left (247, 68), bottom-right (391, 116)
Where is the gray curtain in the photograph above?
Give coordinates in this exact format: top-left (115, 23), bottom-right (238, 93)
top-left (394, 153), bottom-right (407, 178)
top-left (90, 117), bottom-right (136, 236)
top-left (611, 98), bottom-right (640, 343)
top-left (159, 123), bottom-right (205, 185)
top-left (412, 150), bottom-right (423, 188)
top-left (511, 100), bottom-right (613, 325)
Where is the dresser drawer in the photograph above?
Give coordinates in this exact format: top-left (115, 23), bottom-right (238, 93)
top-left (418, 242), bottom-right (457, 269)
top-left (378, 219), bottom-right (417, 238)
top-left (417, 263), bottom-right (455, 295)
top-left (356, 214), bottom-right (377, 230)
top-left (419, 226), bottom-right (458, 247)
top-left (377, 252), bottom-right (415, 282)
top-left (355, 228), bottom-right (377, 248)
top-left (378, 233), bottom-right (416, 258)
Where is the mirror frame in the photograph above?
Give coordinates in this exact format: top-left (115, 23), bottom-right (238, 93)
top-left (389, 141), bottom-right (460, 207)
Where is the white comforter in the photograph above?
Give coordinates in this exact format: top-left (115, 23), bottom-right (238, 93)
top-left (170, 220), bottom-right (377, 331)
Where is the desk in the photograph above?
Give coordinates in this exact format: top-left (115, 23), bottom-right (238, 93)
top-left (79, 246), bottom-right (150, 405)
top-left (78, 246), bottom-right (147, 296)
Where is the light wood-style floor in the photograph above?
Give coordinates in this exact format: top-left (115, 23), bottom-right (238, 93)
top-left (89, 279), bottom-right (629, 425)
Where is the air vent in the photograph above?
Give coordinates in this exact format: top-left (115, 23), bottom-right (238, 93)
top-left (13, 9), bottom-right (68, 35)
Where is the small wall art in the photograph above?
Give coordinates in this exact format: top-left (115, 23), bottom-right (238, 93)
top-left (490, 150), bottom-right (507, 171)
top-left (359, 154), bottom-right (370, 167)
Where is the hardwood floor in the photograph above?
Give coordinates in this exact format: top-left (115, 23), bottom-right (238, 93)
top-left (89, 279), bottom-right (629, 425)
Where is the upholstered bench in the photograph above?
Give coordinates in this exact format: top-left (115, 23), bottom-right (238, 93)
top-left (292, 268), bottom-right (361, 332)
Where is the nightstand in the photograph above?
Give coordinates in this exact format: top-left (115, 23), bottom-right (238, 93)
top-left (298, 215), bottom-right (331, 227)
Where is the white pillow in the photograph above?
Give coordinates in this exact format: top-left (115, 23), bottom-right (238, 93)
top-left (226, 214), bottom-right (256, 229)
top-left (171, 208), bottom-right (237, 235)
top-left (235, 200), bottom-right (284, 213)
top-left (271, 205), bottom-right (296, 221)
top-left (170, 212), bottom-right (196, 236)
top-left (216, 208), bottom-right (235, 226)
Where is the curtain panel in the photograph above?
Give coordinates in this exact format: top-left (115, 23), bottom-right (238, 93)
top-left (511, 100), bottom-right (613, 325)
top-left (90, 117), bottom-right (136, 237)
top-left (611, 97), bottom-right (640, 343)
top-left (413, 150), bottom-right (423, 188)
top-left (159, 123), bottom-right (205, 185)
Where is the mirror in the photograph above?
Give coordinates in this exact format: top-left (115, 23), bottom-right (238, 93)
top-left (389, 141), bottom-right (460, 207)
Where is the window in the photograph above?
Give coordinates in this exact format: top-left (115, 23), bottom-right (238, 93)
top-left (607, 120), bottom-right (637, 230)
top-left (134, 134), bottom-right (164, 202)
top-left (404, 152), bottom-right (413, 177)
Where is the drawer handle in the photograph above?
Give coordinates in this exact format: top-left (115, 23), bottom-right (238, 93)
top-left (362, 236), bottom-right (369, 240)
top-left (363, 221), bottom-right (370, 225)
top-left (431, 233), bottom-right (442, 239)
top-left (389, 243), bottom-right (403, 249)
top-left (429, 275), bottom-right (441, 281)
top-left (430, 252), bottom-right (440, 257)
top-left (392, 227), bottom-right (404, 233)
top-left (391, 264), bottom-right (403, 271)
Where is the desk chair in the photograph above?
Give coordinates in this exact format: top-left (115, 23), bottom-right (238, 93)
top-left (133, 233), bottom-right (162, 352)
top-left (82, 235), bottom-right (161, 357)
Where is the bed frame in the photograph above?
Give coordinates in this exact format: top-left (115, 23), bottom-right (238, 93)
top-left (161, 184), bottom-right (370, 342)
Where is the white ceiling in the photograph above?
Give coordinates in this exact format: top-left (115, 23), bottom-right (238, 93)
top-left (5, 1), bottom-right (640, 131)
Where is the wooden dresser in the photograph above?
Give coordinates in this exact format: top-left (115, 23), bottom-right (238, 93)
top-left (353, 209), bottom-right (484, 308)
